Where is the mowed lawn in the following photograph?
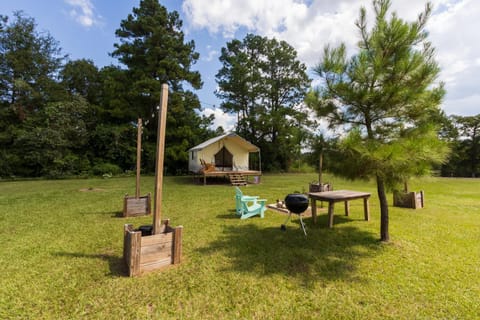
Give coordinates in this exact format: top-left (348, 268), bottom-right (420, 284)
top-left (0, 174), bottom-right (479, 319)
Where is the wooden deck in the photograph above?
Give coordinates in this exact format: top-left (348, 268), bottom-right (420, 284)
top-left (192, 170), bottom-right (262, 185)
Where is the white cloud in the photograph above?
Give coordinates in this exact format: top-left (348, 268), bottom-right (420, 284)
top-left (202, 107), bottom-right (236, 131)
top-left (65, 0), bottom-right (102, 27)
top-left (183, 0), bottom-right (479, 117)
top-left (443, 94), bottom-right (480, 116)
top-left (202, 46), bottom-right (219, 62)
top-left (428, 0), bottom-right (480, 115)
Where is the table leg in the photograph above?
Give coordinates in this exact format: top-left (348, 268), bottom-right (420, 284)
top-left (328, 201), bottom-right (335, 228)
top-left (364, 197), bottom-right (370, 221)
top-left (311, 198), bottom-right (317, 224)
top-left (344, 201), bottom-right (350, 216)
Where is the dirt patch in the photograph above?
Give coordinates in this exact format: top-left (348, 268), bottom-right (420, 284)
top-left (79, 188), bottom-right (105, 192)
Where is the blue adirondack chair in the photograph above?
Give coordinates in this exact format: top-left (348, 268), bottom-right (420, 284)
top-left (234, 187), bottom-right (266, 219)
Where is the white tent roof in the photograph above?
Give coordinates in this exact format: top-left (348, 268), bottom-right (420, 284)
top-left (188, 133), bottom-right (259, 152)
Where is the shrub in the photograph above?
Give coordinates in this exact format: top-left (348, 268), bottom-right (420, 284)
top-left (91, 162), bottom-right (122, 176)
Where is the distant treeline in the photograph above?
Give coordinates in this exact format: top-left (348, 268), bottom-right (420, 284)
top-left (1, 3), bottom-right (478, 179)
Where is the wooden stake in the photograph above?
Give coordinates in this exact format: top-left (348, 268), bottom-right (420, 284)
top-left (319, 150), bottom-right (323, 185)
top-left (135, 118), bottom-right (142, 198)
top-left (153, 84), bottom-right (168, 235)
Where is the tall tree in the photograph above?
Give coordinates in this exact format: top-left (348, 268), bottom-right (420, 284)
top-left (0, 11), bottom-right (66, 120)
top-left (60, 59), bottom-right (101, 105)
top-left (12, 97), bottom-right (91, 177)
top-left (216, 34), bottom-right (311, 171)
top-left (111, 0), bottom-right (213, 173)
top-left (309, 0), bottom-right (449, 241)
top-left (449, 114), bottom-right (480, 177)
top-left (0, 12), bottom-right (67, 177)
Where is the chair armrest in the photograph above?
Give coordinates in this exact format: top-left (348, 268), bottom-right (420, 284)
top-left (248, 198), bottom-right (266, 206)
top-left (241, 195), bottom-right (259, 201)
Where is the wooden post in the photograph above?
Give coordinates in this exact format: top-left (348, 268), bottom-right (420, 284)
top-left (328, 202), bottom-right (335, 228)
top-left (135, 118), bottom-right (142, 198)
top-left (172, 226), bottom-right (183, 264)
top-left (311, 198), bottom-right (317, 224)
top-left (319, 151), bottom-right (323, 186)
top-left (363, 198), bottom-right (370, 221)
top-left (153, 84), bottom-right (169, 235)
top-left (124, 224), bottom-right (141, 277)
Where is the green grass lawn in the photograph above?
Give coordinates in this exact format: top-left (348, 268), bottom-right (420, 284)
top-left (0, 174), bottom-right (479, 319)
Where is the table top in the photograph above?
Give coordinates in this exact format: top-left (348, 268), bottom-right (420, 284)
top-left (308, 190), bottom-right (371, 201)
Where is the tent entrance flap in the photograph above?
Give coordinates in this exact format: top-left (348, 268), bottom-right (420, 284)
top-left (215, 147), bottom-right (233, 170)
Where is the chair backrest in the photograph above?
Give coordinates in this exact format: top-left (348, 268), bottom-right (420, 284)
top-left (235, 186), bottom-right (243, 198)
top-left (234, 188), bottom-right (243, 214)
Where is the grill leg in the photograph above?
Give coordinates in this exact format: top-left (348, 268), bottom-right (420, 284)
top-left (280, 213), bottom-right (292, 231)
top-left (282, 213), bottom-right (292, 226)
top-left (281, 213), bottom-right (307, 236)
top-left (299, 215), bottom-right (307, 237)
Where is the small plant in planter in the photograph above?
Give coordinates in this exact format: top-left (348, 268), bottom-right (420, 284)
top-left (393, 181), bottom-right (424, 209)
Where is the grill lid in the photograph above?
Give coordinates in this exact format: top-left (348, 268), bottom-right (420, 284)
top-left (284, 193), bottom-right (309, 214)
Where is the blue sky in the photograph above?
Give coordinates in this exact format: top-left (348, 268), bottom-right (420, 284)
top-left (1, 0), bottom-right (478, 130)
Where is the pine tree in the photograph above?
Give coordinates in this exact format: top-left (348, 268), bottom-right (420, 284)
top-left (216, 34), bottom-right (311, 171)
top-left (310, 0), bottom-right (450, 241)
top-left (111, 0), bottom-right (214, 173)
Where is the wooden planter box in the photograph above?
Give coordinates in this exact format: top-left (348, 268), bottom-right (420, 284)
top-left (393, 190), bottom-right (424, 209)
top-left (123, 220), bottom-right (183, 277)
top-left (123, 193), bottom-right (151, 217)
top-left (309, 182), bottom-right (333, 193)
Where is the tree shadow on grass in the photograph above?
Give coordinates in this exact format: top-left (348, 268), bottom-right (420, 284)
top-left (111, 211), bottom-right (125, 218)
top-left (216, 212), bottom-right (241, 219)
top-left (53, 252), bottom-right (127, 277)
top-left (196, 220), bottom-right (381, 286)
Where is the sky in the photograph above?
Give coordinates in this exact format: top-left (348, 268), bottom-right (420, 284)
top-left (1, 0), bottom-right (478, 131)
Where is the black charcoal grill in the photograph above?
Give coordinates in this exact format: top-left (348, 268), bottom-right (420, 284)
top-left (281, 193), bottom-right (309, 236)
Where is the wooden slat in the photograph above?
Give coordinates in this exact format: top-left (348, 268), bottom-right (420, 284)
top-left (140, 258), bottom-right (172, 274)
top-left (123, 224), bottom-right (133, 264)
top-left (172, 226), bottom-right (183, 264)
top-left (140, 232), bottom-right (173, 246)
top-left (123, 195), bottom-right (151, 217)
top-left (229, 173), bottom-right (247, 186)
top-left (129, 230), bottom-right (141, 277)
top-left (140, 245), bottom-right (172, 264)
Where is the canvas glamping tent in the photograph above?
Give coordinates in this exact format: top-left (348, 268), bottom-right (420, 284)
top-left (188, 133), bottom-right (261, 185)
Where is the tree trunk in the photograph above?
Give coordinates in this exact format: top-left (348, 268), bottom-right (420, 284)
top-left (376, 175), bottom-right (390, 242)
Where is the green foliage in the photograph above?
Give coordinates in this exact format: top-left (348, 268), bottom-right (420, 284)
top-left (288, 161), bottom-right (316, 174)
top-left (91, 162), bottom-right (122, 176)
top-left (216, 33), bottom-right (312, 171)
top-left (444, 114), bottom-right (480, 177)
top-left (11, 97), bottom-right (91, 177)
top-left (60, 59), bottom-right (101, 105)
top-left (0, 11), bottom-right (66, 114)
top-left (310, 0), bottom-right (449, 241)
top-left (110, 0), bottom-right (214, 174)
top-left (331, 124), bottom-right (449, 190)
top-left (0, 4), bottom-right (476, 181)
top-left (89, 123), bottom-right (137, 172)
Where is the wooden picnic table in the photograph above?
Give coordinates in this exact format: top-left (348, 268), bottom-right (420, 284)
top-left (308, 190), bottom-right (371, 228)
